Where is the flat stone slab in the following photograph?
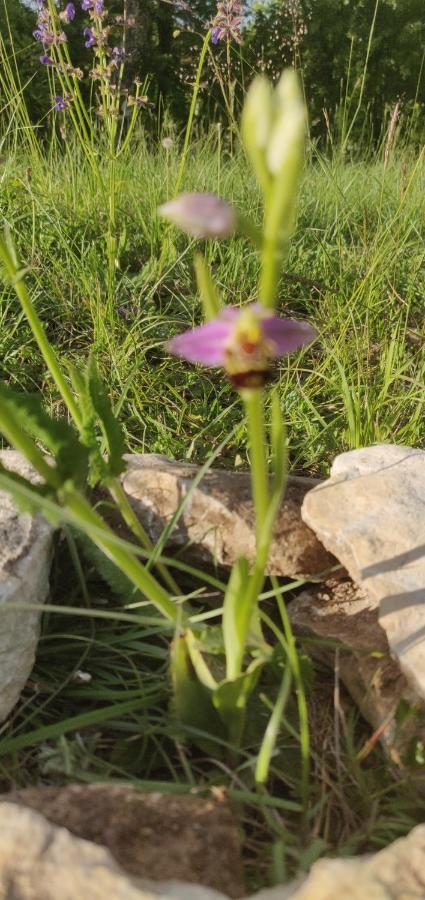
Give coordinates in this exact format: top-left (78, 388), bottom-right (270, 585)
top-left (0, 449), bottom-right (54, 722)
top-left (121, 454), bottom-right (336, 579)
top-left (302, 445), bottom-right (425, 701)
top-left (4, 784), bottom-right (244, 898)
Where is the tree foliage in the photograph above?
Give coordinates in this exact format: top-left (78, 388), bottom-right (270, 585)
top-left (1, 0), bottom-right (424, 143)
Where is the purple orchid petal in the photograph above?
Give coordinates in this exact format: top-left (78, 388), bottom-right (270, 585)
top-left (262, 317), bottom-right (317, 356)
top-left (159, 193), bottom-right (236, 240)
top-left (168, 319), bottom-right (234, 366)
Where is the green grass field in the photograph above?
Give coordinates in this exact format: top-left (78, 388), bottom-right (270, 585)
top-left (0, 129), bottom-right (424, 887)
top-left (1, 136), bottom-right (424, 471)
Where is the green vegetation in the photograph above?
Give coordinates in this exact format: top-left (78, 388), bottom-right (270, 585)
top-left (0, 139), bottom-right (423, 470)
top-left (0, 0), bottom-right (424, 890)
top-left (0, 133), bottom-right (424, 885)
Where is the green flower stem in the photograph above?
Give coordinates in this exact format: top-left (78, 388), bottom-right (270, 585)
top-left (243, 389), bottom-right (269, 544)
top-left (259, 230), bottom-right (280, 309)
top-left (64, 490), bottom-right (179, 624)
top-left (174, 30), bottom-right (212, 197)
top-left (106, 477), bottom-right (180, 595)
top-left (0, 236), bottom-right (82, 428)
top-left (46, 0), bottom-right (95, 153)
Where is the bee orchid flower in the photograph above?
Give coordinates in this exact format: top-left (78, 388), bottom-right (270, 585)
top-left (168, 304), bottom-right (315, 389)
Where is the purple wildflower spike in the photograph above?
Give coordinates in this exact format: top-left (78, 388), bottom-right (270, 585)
top-left (168, 303), bottom-right (316, 389)
top-left (211, 0), bottom-right (242, 45)
top-left (111, 46), bottom-right (125, 66)
top-left (83, 26), bottom-right (97, 47)
top-left (94, 0), bottom-right (104, 11)
top-left (53, 95), bottom-right (69, 111)
top-left (81, 0), bottom-right (93, 9)
top-left (40, 54), bottom-right (55, 65)
top-left (159, 193), bottom-right (236, 240)
top-left (59, 3), bottom-right (76, 22)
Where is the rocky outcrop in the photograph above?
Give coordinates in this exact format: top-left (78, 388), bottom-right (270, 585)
top-left (121, 454), bottom-right (336, 579)
top-left (3, 784), bottom-right (244, 898)
top-left (302, 445), bottom-right (425, 702)
top-left (0, 449), bottom-right (54, 722)
top-left (1, 797), bottom-right (425, 900)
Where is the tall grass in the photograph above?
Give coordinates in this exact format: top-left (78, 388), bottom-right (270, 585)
top-left (0, 132), bottom-right (423, 472)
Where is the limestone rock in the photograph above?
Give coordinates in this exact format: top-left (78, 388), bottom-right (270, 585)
top-left (302, 445), bottom-right (425, 701)
top-left (289, 578), bottom-right (424, 758)
top-left (0, 449), bottom-right (54, 722)
top-left (4, 783), bottom-right (244, 898)
top-left (0, 802), bottom-right (164, 899)
top-left (141, 882), bottom-right (230, 899)
top-left (250, 824), bottom-right (425, 898)
top-left (121, 454), bottom-right (336, 579)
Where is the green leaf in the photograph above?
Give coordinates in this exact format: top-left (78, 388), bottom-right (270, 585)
top-left (76, 531), bottom-right (141, 603)
top-left (170, 630), bottom-right (225, 752)
top-left (185, 627), bottom-right (218, 691)
top-left (213, 661), bottom-right (263, 745)
top-left (194, 253), bottom-right (222, 321)
top-left (0, 383), bottom-right (88, 489)
top-left (67, 358), bottom-right (126, 484)
top-left (67, 362), bottom-right (104, 484)
top-left (222, 556), bottom-right (252, 680)
top-left (86, 357), bottom-right (126, 478)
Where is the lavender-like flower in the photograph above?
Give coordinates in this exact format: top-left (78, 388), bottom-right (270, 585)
top-left (211, 0), bottom-right (242, 45)
top-left (83, 26), bottom-right (97, 47)
top-left (81, 0), bottom-right (93, 9)
top-left (111, 46), bottom-right (125, 66)
top-left (59, 3), bottom-right (76, 23)
top-left (33, 27), bottom-right (49, 42)
top-left (168, 304), bottom-right (315, 388)
top-left (159, 193), bottom-right (236, 239)
top-left (40, 54), bottom-right (55, 65)
top-left (53, 95), bottom-right (69, 111)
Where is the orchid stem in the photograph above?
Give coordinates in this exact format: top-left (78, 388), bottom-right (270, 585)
top-left (243, 389), bottom-right (269, 546)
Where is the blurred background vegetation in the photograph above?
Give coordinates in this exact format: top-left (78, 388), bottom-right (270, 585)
top-left (1, 0), bottom-right (424, 146)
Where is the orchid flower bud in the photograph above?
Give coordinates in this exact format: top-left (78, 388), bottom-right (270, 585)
top-left (266, 70), bottom-right (306, 176)
top-left (241, 69), bottom-right (305, 192)
top-left (159, 193), bottom-right (236, 240)
top-left (241, 76), bottom-right (273, 192)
